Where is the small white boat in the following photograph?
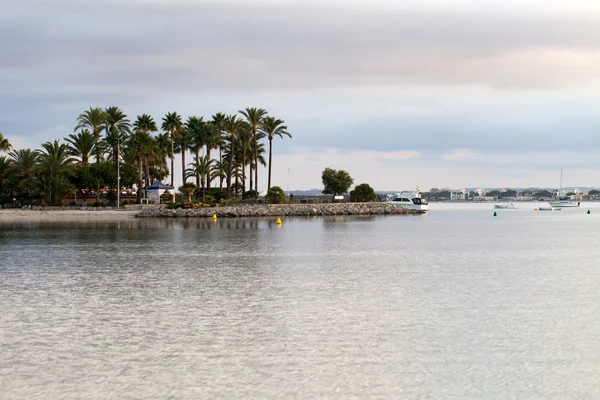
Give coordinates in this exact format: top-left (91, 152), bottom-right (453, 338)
top-left (549, 200), bottom-right (579, 208)
top-left (494, 202), bottom-right (518, 209)
top-left (538, 206), bottom-right (561, 211)
top-left (389, 187), bottom-right (429, 211)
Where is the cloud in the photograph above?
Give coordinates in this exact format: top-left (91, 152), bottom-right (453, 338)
top-left (442, 149), bottom-right (481, 160)
top-left (2, 0), bottom-right (600, 189)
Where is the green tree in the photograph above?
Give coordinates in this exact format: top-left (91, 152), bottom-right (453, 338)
top-left (66, 130), bottom-right (97, 164)
top-left (239, 107), bottom-right (267, 197)
top-left (350, 183), bottom-right (376, 202)
top-left (222, 114), bottom-right (247, 198)
top-left (36, 140), bottom-right (74, 205)
top-left (266, 186), bottom-right (285, 204)
top-left (186, 156), bottom-right (211, 203)
top-left (103, 106), bottom-right (131, 174)
top-left (260, 116), bottom-right (291, 191)
top-left (161, 112), bottom-right (183, 187)
top-left (0, 132), bottom-right (11, 153)
top-left (178, 182), bottom-right (197, 203)
top-left (205, 120), bottom-right (224, 193)
top-left (9, 148), bottom-right (39, 194)
top-left (130, 114), bottom-right (157, 202)
top-left (589, 189), bottom-right (600, 196)
top-left (321, 168), bottom-right (354, 197)
top-left (74, 107), bottom-right (106, 163)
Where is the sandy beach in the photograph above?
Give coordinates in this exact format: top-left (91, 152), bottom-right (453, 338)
top-left (0, 209), bottom-right (139, 222)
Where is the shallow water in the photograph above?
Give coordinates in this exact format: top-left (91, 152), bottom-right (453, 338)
top-left (1, 204), bottom-right (599, 399)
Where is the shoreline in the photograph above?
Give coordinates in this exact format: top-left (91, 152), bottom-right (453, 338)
top-left (0, 209), bottom-right (139, 222)
top-left (136, 203), bottom-right (424, 218)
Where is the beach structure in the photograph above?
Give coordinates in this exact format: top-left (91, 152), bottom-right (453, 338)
top-left (147, 181), bottom-right (175, 204)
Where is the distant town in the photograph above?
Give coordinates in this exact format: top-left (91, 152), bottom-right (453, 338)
top-left (287, 187), bottom-right (600, 202)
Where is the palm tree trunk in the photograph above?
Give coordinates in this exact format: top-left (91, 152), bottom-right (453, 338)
top-left (219, 147), bottom-right (223, 190)
top-left (227, 134), bottom-right (234, 198)
top-left (268, 137), bottom-right (273, 191)
top-left (194, 149), bottom-right (200, 187)
top-left (253, 127), bottom-right (258, 197)
top-left (181, 145), bottom-right (186, 184)
top-left (241, 148), bottom-right (246, 194)
top-left (137, 155), bottom-right (143, 203)
top-left (249, 162), bottom-right (253, 196)
top-left (170, 136), bottom-right (174, 187)
top-left (201, 178), bottom-right (206, 203)
top-left (206, 148), bottom-right (212, 193)
top-left (144, 157), bottom-right (150, 199)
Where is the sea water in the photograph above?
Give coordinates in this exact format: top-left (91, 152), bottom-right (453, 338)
top-left (1, 204), bottom-right (599, 399)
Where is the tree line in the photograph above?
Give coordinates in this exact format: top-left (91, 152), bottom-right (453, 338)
top-left (0, 107), bottom-right (291, 206)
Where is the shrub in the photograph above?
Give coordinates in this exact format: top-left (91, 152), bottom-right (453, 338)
top-left (243, 190), bottom-right (259, 199)
top-left (350, 183), bottom-right (376, 202)
top-left (266, 186), bottom-right (286, 204)
top-left (220, 198), bottom-right (240, 207)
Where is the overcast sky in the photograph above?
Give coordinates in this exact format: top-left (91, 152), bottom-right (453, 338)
top-left (2, 0), bottom-right (600, 191)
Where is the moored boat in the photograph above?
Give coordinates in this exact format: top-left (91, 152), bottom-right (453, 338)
top-left (494, 202), bottom-right (518, 209)
top-left (389, 187), bottom-right (429, 211)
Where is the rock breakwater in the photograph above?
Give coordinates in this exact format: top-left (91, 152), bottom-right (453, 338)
top-left (136, 203), bottom-right (424, 218)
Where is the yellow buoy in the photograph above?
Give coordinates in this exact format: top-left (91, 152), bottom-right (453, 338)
top-left (276, 217), bottom-right (282, 225)
top-left (534, 208), bottom-right (538, 211)
top-left (212, 214), bottom-right (217, 220)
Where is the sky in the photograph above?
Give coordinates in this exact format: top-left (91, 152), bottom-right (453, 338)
top-left (2, 0), bottom-right (600, 191)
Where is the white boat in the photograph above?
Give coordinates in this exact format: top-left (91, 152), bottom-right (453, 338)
top-left (538, 206), bottom-right (561, 211)
top-left (389, 187), bottom-right (429, 211)
top-left (549, 167), bottom-right (580, 208)
top-left (494, 202), bottom-right (518, 209)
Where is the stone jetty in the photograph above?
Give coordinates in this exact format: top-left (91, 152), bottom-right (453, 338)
top-left (136, 203), bottom-right (424, 218)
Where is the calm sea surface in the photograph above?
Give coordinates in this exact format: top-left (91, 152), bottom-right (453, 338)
top-left (1, 203), bottom-right (600, 399)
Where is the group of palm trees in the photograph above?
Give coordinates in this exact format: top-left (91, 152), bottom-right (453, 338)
top-left (0, 107), bottom-right (291, 206)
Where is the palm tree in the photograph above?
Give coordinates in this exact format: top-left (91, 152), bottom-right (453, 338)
top-left (103, 106), bottom-right (131, 173)
top-left (222, 114), bottom-right (247, 198)
top-left (9, 149), bottom-right (39, 193)
top-left (239, 107), bottom-right (267, 197)
top-left (175, 124), bottom-right (193, 185)
top-left (161, 112), bottom-right (183, 187)
top-left (205, 120), bottom-right (224, 193)
top-left (178, 182), bottom-right (197, 203)
top-left (66, 130), bottom-right (96, 164)
top-left (211, 113), bottom-right (226, 190)
top-left (237, 127), bottom-right (252, 193)
top-left (130, 114), bottom-right (157, 202)
top-left (185, 155), bottom-right (211, 203)
top-left (36, 140), bottom-right (74, 205)
top-left (0, 132), bottom-right (11, 153)
top-left (260, 116), bottom-right (291, 191)
top-left (75, 107), bottom-right (106, 163)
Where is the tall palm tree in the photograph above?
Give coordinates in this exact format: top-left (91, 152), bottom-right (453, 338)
top-left (222, 114), bottom-right (247, 198)
top-left (103, 106), bottom-right (131, 173)
top-left (260, 116), bottom-right (291, 191)
top-left (66, 130), bottom-right (96, 164)
top-left (36, 140), bottom-right (74, 205)
top-left (131, 114), bottom-right (157, 202)
top-left (74, 107), bottom-right (106, 163)
top-left (161, 112), bottom-right (183, 187)
top-left (239, 107), bottom-right (267, 197)
top-left (211, 113), bottom-right (226, 191)
top-left (175, 123), bottom-right (193, 185)
top-left (237, 127), bottom-right (252, 193)
top-left (205, 120), bottom-right (224, 193)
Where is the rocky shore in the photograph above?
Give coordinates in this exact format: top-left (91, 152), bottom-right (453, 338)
top-left (136, 203), bottom-right (424, 218)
